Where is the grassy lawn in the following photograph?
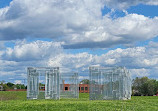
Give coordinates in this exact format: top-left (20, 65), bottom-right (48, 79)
top-left (0, 91), bottom-right (158, 111)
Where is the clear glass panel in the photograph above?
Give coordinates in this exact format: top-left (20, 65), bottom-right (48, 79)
top-left (60, 72), bottom-right (79, 98)
top-left (45, 68), bottom-right (60, 99)
top-left (27, 67), bottom-right (60, 100)
top-left (89, 67), bottom-right (131, 100)
top-left (27, 68), bottom-right (39, 99)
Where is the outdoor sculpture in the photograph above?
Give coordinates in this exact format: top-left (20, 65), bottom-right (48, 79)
top-left (27, 67), bottom-right (60, 99)
top-left (89, 66), bottom-right (131, 100)
top-left (27, 67), bottom-right (78, 99)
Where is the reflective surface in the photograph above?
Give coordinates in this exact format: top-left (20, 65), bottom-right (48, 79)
top-left (27, 67), bottom-right (60, 100)
top-left (60, 73), bottom-right (79, 98)
top-left (89, 67), bottom-right (131, 100)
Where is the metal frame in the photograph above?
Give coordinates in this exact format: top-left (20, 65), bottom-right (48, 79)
top-left (89, 66), bottom-right (131, 100)
top-left (27, 67), bottom-right (79, 99)
top-left (27, 67), bottom-right (60, 99)
top-left (60, 72), bottom-right (79, 99)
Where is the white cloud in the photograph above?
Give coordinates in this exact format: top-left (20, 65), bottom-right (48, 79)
top-left (48, 52), bottom-right (94, 71)
top-left (2, 40), bottom-right (63, 61)
top-left (79, 76), bottom-right (89, 80)
top-left (0, 70), bottom-right (16, 76)
top-left (147, 1), bottom-right (158, 5)
top-left (130, 68), bottom-right (150, 77)
top-left (0, 0), bottom-right (103, 41)
top-left (1, 40), bottom-right (158, 80)
top-left (103, 0), bottom-right (158, 9)
top-left (0, 0), bottom-right (158, 80)
top-left (105, 59), bottom-right (116, 65)
top-left (0, 40), bottom-right (63, 81)
top-left (63, 14), bottom-right (158, 48)
top-left (14, 80), bottom-right (22, 84)
top-left (49, 41), bottom-right (158, 78)
top-left (0, 0), bottom-right (158, 48)
top-left (106, 14), bottom-right (158, 41)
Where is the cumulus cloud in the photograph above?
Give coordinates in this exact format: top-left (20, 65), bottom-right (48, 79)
top-left (130, 68), bottom-right (150, 77)
top-left (2, 40), bottom-right (63, 61)
top-left (103, 0), bottom-right (158, 9)
top-left (0, 0), bottom-right (158, 81)
top-left (49, 41), bottom-right (158, 78)
top-left (48, 52), bottom-right (94, 69)
top-left (0, 40), bottom-right (158, 80)
top-left (0, 0), bottom-right (158, 49)
top-left (0, 40), bottom-right (63, 81)
top-left (64, 14), bottom-right (158, 48)
top-left (0, 0), bottom-right (103, 41)
top-left (14, 80), bottom-right (22, 84)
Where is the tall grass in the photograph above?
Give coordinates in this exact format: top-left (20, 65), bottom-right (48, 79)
top-left (0, 92), bottom-right (158, 111)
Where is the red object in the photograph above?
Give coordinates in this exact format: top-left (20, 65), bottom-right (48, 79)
top-left (79, 84), bottom-right (89, 93)
top-left (63, 84), bottom-right (70, 91)
top-left (63, 84), bottom-right (89, 93)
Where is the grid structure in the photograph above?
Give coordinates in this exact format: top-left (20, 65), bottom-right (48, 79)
top-left (60, 72), bottom-right (79, 98)
top-left (89, 66), bottom-right (131, 100)
top-left (0, 85), bottom-right (3, 91)
top-left (27, 67), bottom-right (60, 99)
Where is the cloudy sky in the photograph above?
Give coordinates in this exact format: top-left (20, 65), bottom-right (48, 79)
top-left (0, 0), bottom-right (158, 84)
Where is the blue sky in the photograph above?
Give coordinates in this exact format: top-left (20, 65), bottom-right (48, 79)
top-left (0, 0), bottom-right (12, 8)
top-left (0, 0), bottom-right (158, 84)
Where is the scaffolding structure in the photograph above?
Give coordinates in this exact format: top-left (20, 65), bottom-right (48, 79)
top-left (27, 67), bottom-right (79, 99)
top-left (0, 85), bottom-right (3, 91)
top-left (27, 67), bottom-right (60, 99)
top-left (60, 72), bottom-right (79, 98)
top-left (89, 66), bottom-right (131, 100)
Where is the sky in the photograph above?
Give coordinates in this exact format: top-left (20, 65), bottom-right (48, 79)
top-left (0, 0), bottom-right (158, 84)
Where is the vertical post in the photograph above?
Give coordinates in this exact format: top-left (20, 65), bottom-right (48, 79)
top-left (27, 68), bottom-right (30, 99)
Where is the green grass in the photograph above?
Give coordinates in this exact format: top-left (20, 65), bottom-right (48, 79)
top-left (0, 91), bottom-right (158, 111)
top-left (0, 91), bottom-right (26, 101)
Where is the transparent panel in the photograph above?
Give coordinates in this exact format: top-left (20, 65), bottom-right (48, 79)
top-left (89, 66), bottom-right (131, 100)
top-left (60, 73), bottom-right (79, 98)
top-left (27, 68), bottom-right (39, 99)
top-left (0, 85), bottom-right (3, 91)
top-left (27, 67), bottom-right (60, 100)
top-left (45, 68), bottom-right (60, 99)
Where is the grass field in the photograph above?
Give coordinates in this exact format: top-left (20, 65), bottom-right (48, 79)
top-left (0, 91), bottom-right (158, 111)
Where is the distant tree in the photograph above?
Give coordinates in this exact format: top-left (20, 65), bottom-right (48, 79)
top-left (0, 80), bottom-right (9, 91)
top-left (2, 84), bottom-right (9, 91)
top-left (132, 77), bottom-right (158, 96)
top-left (80, 79), bottom-right (90, 84)
top-left (39, 83), bottom-right (45, 86)
top-left (15, 84), bottom-right (26, 89)
top-left (147, 79), bottom-right (157, 96)
top-left (7, 82), bottom-right (14, 88)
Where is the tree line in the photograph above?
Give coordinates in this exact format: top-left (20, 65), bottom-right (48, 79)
top-left (1, 77), bottom-right (158, 96)
top-left (0, 81), bottom-right (26, 91)
top-left (132, 77), bottom-right (158, 96)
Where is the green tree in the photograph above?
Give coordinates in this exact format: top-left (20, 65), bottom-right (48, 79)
top-left (132, 77), bottom-right (158, 96)
top-left (80, 79), bottom-right (90, 84)
top-left (7, 82), bottom-right (14, 89)
top-left (146, 79), bottom-right (157, 96)
top-left (0, 80), bottom-right (9, 91)
top-left (1, 84), bottom-right (9, 91)
top-left (15, 84), bottom-right (26, 89)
